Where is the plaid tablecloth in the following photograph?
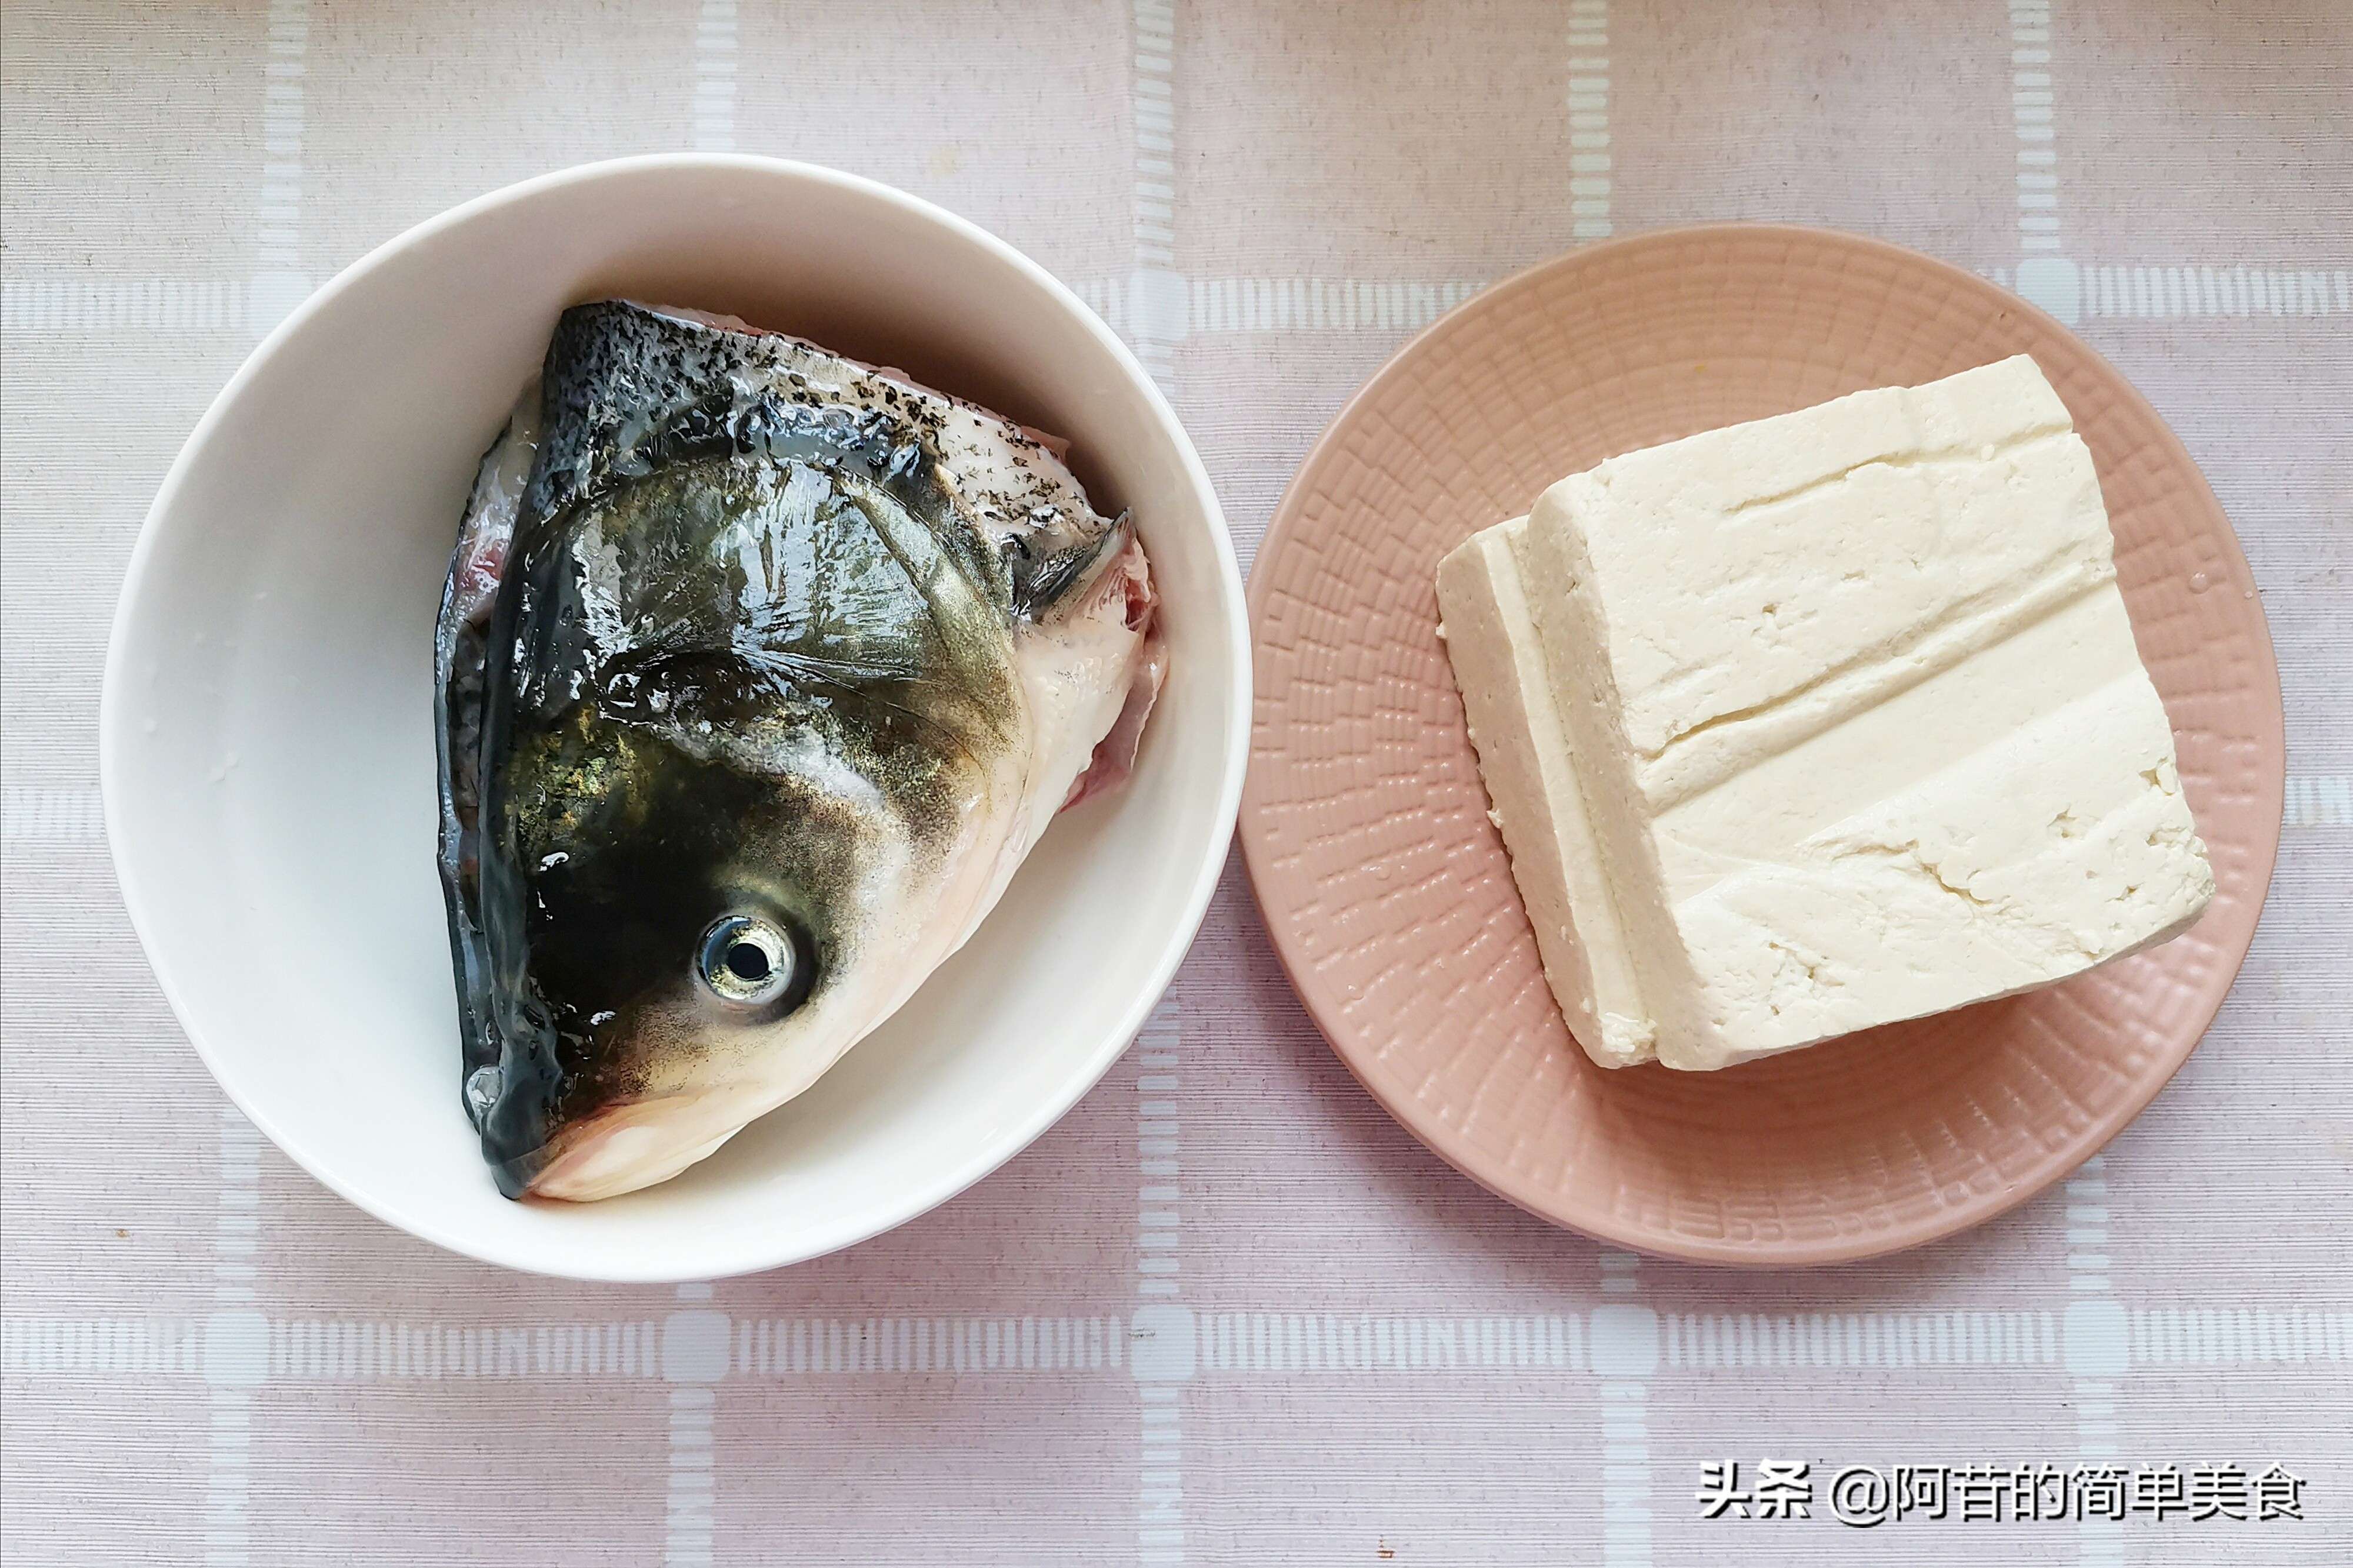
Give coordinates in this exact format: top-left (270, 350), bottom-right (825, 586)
top-left (3, 3), bottom-right (2347, 1563)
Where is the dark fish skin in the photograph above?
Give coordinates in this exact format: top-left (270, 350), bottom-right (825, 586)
top-left (434, 302), bottom-right (1145, 1200)
top-left (434, 406), bottom-right (534, 1181)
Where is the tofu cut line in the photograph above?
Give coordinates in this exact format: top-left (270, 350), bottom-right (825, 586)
top-left (1712, 420), bottom-right (2072, 518)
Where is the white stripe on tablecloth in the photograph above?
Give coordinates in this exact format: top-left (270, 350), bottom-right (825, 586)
top-left (1194, 1313), bottom-right (1588, 1372)
top-left (10, 1306), bottom-right (2348, 1381)
top-left (3, 1316), bottom-right (1135, 1378)
top-left (1185, 278), bottom-right (1485, 333)
top-left (2010, 1), bottom-right (2060, 256)
top-left (1594, 1249), bottom-right (1654, 1568)
top-left (692, 0), bottom-right (737, 154)
top-left (204, 1109), bottom-right (266, 1568)
top-left (2130, 1308), bottom-right (2353, 1363)
top-left (2284, 776), bottom-right (2351, 828)
top-left (1136, 1002), bottom-right (1182, 1303)
top-left (273, 1319), bottom-right (665, 1377)
top-left (1137, 1383), bottom-right (1184, 1560)
top-left (666, 1389), bottom-right (716, 1568)
top-left (1568, 1), bottom-right (1612, 241)
top-left (1599, 1378), bottom-right (1651, 1560)
top-left (666, 1283), bottom-right (721, 1566)
top-left (2083, 264), bottom-right (2352, 319)
top-left (1, 1318), bottom-right (205, 1375)
top-left (1662, 1310), bottom-right (2059, 1367)
top-left (1125, 11), bottom-right (1188, 1563)
top-left (0, 278), bottom-right (246, 332)
top-left (1132, 996), bottom-right (1189, 1566)
top-left (2007, 0), bottom-right (2082, 325)
top-left (1982, 262), bottom-right (2353, 320)
top-left (2065, 1157), bottom-right (2127, 1566)
top-left (1125, 0), bottom-right (1182, 395)
top-left (732, 1316), bottom-right (1128, 1374)
top-left (248, 0), bottom-right (310, 339)
top-left (1, 787), bottom-right (106, 843)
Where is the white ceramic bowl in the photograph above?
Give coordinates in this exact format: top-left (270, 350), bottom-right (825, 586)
top-left (102, 156), bottom-right (1248, 1282)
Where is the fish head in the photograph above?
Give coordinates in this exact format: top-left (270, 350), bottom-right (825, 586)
top-left (436, 301), bottom-right (1155, 1204)
top-left (465, 451), bottom-right (1018, 1201)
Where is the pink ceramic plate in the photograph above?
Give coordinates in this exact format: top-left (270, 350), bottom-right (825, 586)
top-left (1241, 225), bottom-right (2284, 1266)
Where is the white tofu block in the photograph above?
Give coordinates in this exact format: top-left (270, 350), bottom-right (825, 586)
top-left (1437, 355), bottom-right (2215, 1072)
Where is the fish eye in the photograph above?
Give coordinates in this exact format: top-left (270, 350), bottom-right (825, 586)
top-left (696, 913), bottom-right (813, 1011)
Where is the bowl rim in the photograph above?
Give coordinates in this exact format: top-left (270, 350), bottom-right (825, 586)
top-left (99, 153), bottom-right (1252, 1282)
top-left (1239, 220), bottom-right (2286, 1267)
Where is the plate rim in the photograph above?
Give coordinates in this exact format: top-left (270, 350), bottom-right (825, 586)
top-left (1239, 220), bottom-right (2287, 1267)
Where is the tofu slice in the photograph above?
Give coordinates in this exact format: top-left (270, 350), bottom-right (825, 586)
top-left (1437, 521), bottom-right (1654, 1065)
top-left (1441, 355), bottom-right (2215, 1072)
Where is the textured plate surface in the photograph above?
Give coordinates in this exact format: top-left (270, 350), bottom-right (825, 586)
top-left (1241, 225), bottom-right (2285, 1266)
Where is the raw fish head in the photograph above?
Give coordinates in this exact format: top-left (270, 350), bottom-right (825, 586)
top-left (435, 302), bottom-right (1158, 1202)
top-left (471, 452), bottom-right (1026, 1198)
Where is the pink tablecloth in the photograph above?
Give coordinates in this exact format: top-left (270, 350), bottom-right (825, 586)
top-left (2, 2), bottom-right (2347, 1563)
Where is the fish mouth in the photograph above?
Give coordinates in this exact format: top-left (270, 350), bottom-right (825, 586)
top-left (517, 1093), bottom-right (749, 1203)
